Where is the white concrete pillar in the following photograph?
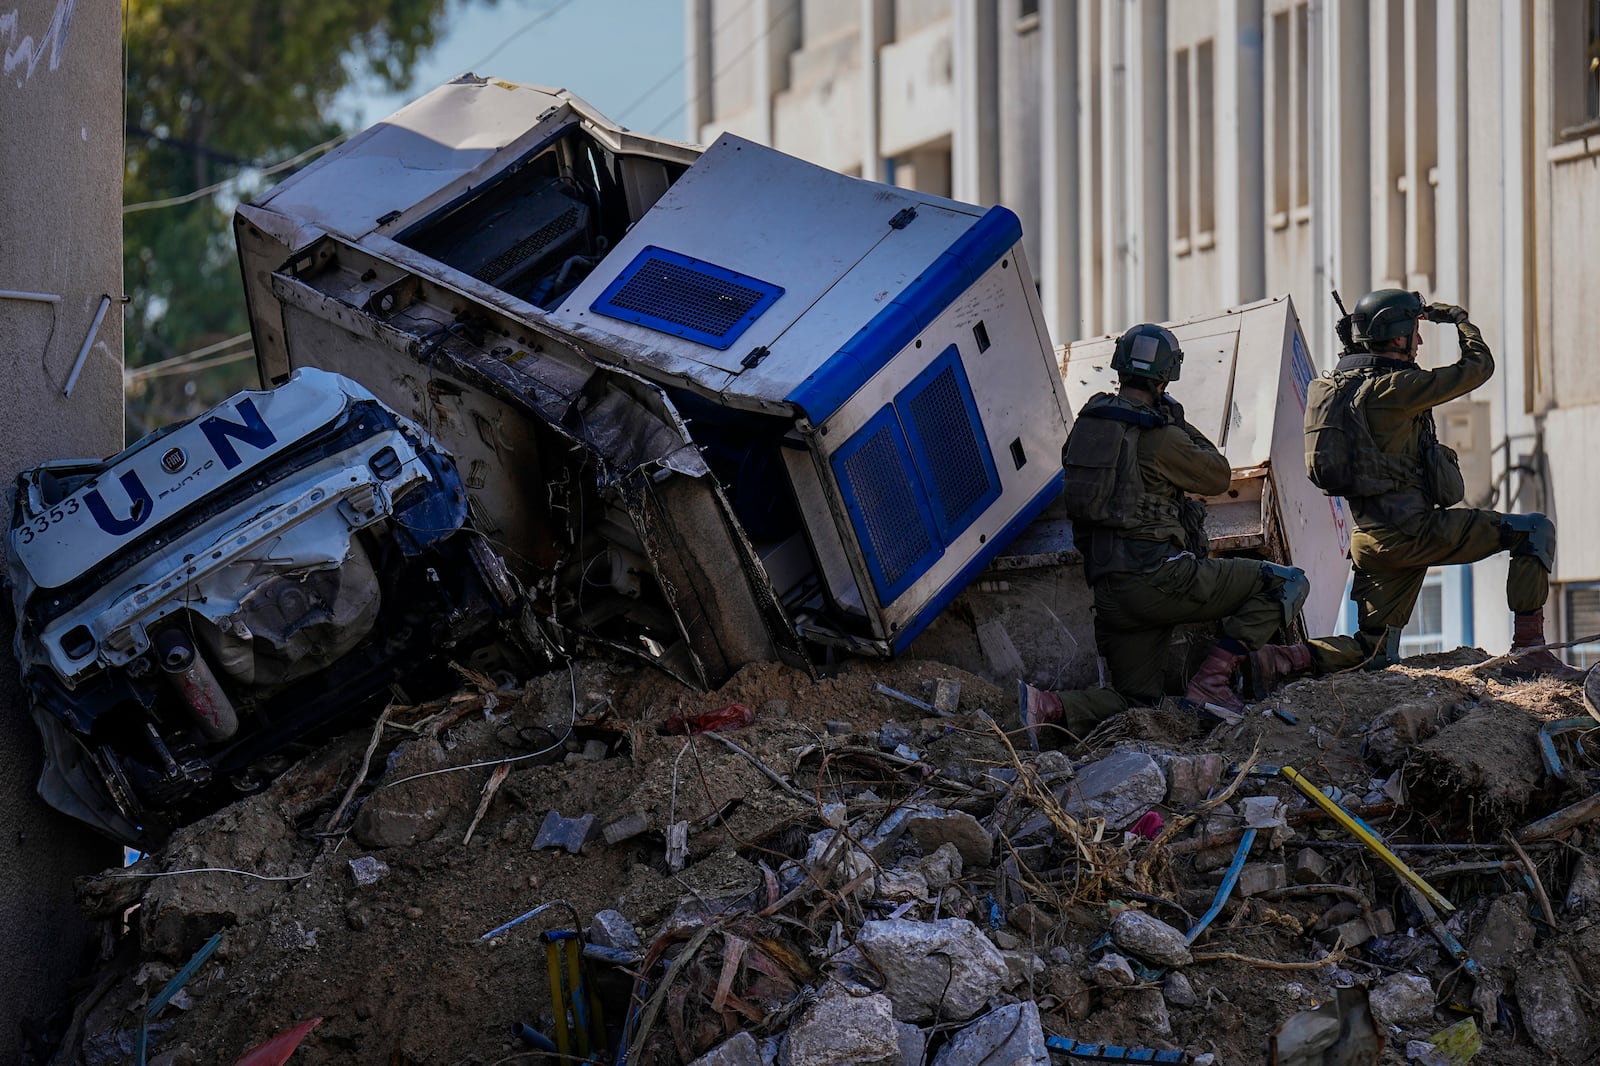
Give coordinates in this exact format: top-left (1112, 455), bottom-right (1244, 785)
top-left (1041, 0), bottom-right (1081, 342)
top-left (1129, 0), bottom-right (1168, 320)
top-left (1329, 0), bottom-right (1371, 315)
top-left (954, 0), bottom-right (1001, 203)
top-left (859, 0), bottom-right (893, 182)
top-left (1402, 0), bottom-right (1437, 292)
top-left (1079, 0), bottom-right (1104, 336)
top-left (1433, 0), bottom-right (1468, 302)
top-left (1100, 0), bottom-right (1129, 330)
top-left (687, 0), bottom-right (715, 138)
top-left (1308, 0), bottom-right (1331, 351)
top-left (1216, 0), bottom-right (1266, 308)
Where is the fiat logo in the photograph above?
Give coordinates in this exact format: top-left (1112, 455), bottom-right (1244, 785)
top-left (161, 447), bottom-right (187, 474)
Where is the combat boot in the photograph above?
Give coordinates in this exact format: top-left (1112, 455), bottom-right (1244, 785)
top-left (1504, 609), bottom-right (1586, 682)
top-left (1247, 643), bottom-right (1315, 698)
top-left (1184, 640), bottom-right (1246, 715)
top-left (1016, 681), bottom-right (1063, 751)
top-left (1361, 626), bottom-right (1403, 671)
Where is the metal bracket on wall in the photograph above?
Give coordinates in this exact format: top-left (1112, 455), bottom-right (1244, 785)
top-left (64, 293), bottom-right (129, 397)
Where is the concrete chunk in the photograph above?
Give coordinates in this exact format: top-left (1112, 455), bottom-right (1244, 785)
top-left (690, 1033), bottom-right (763, 1066)
top-left (781, 987), bottom-right (900, 1066)
top-left (1293, 848), bottom-right (1332, 885)
top-left (1515, 953), bottom-right (1591, 1055)
top-left (1115, 986), bottom-right (1172, 1036)
top-left (1237, 862), bottom-right (1287, 897)
top-left (856, 919), bottom-right (1008, 1023)
top-left (347, 856), bottom-right (389, 887)
top-left (1110, 910), bottom-right (1194, 967)
top-left (601, 812), bottom-right (650, 845)
top-left (588, 909), bottom-right (640, 951)
top-left (931, 1002), bottom-right (1049, 1065)
top-left (906, 807), bottom-right (993, 866)
top-left (1059, 750), bottom-right (1167, 832)
top-left (1165, 753), bottom-right (1225, 807)
top-left (533, 810), bottom-right (597, 853)
top-left (1089, 952), bottom-right (1136, 987)
top-left (1369, 974), bottom-right (1435, 1029)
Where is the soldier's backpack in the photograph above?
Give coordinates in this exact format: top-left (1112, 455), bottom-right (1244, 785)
top-left (1060, 395), bottom-right (1164, 528)
top-left (1303, 370), bottom-right (1392, 498)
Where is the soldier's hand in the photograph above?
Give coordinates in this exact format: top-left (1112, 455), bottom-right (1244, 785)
top-left (1425, 302), bottom-right (1469, 325)
top-left (1160, 393), bottom-right (1185, 425)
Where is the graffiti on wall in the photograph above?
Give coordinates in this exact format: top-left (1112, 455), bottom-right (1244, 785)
top-left (2, 0), bottom-right (74, 88)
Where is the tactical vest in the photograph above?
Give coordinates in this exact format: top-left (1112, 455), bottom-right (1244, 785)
top-left (1062, 392), bottom-right (1191, 581)
top-left (1304, 354), bottom-right (1426, 500)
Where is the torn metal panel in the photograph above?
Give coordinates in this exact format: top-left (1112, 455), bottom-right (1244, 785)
top-left (236, 77), bottom-right (1070, 686)
top-left (8, 369), bottom-right (525, 845)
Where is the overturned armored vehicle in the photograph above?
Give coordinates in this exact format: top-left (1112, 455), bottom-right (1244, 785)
top-left (7, 370), bottom-right (523, 844)
top-left (235, 76), bottom-right (1072, 687)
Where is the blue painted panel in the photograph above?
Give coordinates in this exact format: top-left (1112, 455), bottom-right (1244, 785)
top-left (896, 344), bottom-right (1001, 543)
top-left (590, 245), bottom-right (784, 351)
top-left (787, 205), bottom-right (1023, 418)
top-left (830, 406), bottom-right (943, 604)
top-left (890, 471), bottom-right (1065, 654)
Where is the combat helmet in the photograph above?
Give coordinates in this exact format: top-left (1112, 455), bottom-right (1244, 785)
top-left (1350, 289), bottom-right (1426, 348)
top-left (1111, 323), bottom-right (1184, 383)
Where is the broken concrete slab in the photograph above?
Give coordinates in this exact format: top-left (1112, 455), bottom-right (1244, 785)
top-left (352, 803), bottom-right (445, 849)
top-left (1109, 910), bottom-right (1193, 967)
top-left (856, 919), bottom-right (1008, 1023)
top-left (1059, 749), bottom-right (1167, 832)
top-left (601, 812), bottom-right (650, 845)
top-left (917, 842), bottom-right (964, 888)
top-left (781, 986), bottom-right (900, 1066)
top-left (533, 810), bottom-right (597, 853)
top-left (906, 807), bottom-right (993, 866)
top-left (930, 1001), bottom-right (1049, 1065)
top-left (894, 1022), bottom-right (925, 1066)
top-left (1515, 952), bottom-right (1592, 1056)
top-left (1368, 973), bottom-right (1435, 1029)
top-left (690, 1032), bottom-right (763, 1066)
top-left (1000, 949), bottom-right (1045, 989)
top-left (1331, 907), bottom-right (1395, 949)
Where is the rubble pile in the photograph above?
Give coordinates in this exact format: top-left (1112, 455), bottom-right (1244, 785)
top-left (41, 651), bottom-right (1600, 1065)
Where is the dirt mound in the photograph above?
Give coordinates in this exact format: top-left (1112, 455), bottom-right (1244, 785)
top-left (39, 651), bottom-right (1600, 1066)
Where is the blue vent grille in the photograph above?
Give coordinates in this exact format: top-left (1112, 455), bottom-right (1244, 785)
top-left (840, 425), bottom-right (935, 589)
top-left (904, 364), bottom-right (992, 531)
top-left (590, 246), bottom-right (784, 350)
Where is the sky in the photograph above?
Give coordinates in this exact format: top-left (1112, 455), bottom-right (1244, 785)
top-left (344, 0), bottom-right (691, 140)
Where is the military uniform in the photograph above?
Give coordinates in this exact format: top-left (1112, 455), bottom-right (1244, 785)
top-left (1308, 320), bottom-right (1555, 670)
top-left (1040, 391), bottom-right (1304, 741)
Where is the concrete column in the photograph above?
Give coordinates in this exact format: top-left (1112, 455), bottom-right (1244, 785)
top-left (1308, 0), bottom-right (1331, 350)
top-left (1079, 0), bottom-right (1104, 336)
top-left (687, 0), bottom-right (715, 139)
top-left (1040, 0), bottom-right (1082, 342)
top-left (1216, 0), bottom-right (1266, 307)
top-left (1101, 0), bottom-right (1129, 330)
top-left (750, 0), bottom-right (801, 145)
top-left (0, 1), bottom-right (125, 1057)
top-left (1402, 0), bottom-right (1437, 291)
top-left (1433, 0), bottom-right (1468, 302)
top-left (859, 0), bottom-right (893, 182)
top-left (954, 0), bottom-right (1001, 203)
top-left (1329, 0), bottom-right (1371, 312)
top-left (1129, 0), bottom-right (1168, 320)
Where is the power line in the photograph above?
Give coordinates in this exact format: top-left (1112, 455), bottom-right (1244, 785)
top-left (649, 1), bottom-right (797, 137)
top-left (125, 332), bottom-right (253, 383)
top-left (462, 0), bottom-right (581, 73)
top-left (613, 0), bottom-right (755, 127)
top-left (123, 131), bottom-right (352, 215)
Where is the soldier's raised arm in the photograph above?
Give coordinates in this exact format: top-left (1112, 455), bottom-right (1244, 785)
top-left (1378, 304), bottom-right (1495, 417)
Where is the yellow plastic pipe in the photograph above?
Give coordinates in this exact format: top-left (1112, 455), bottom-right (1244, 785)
top-left (1279, 765), bottom-right (1454, 913)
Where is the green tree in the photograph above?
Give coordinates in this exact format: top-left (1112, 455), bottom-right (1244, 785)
top-left (123, 0), bottom-right (478, 433)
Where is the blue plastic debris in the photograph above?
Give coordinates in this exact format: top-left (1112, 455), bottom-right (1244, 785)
top-left (1045, 1035), bottom-right (1188, 1062)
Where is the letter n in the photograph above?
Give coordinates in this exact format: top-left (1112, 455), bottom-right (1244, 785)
top-left (200, 398), bottom-right (277, 470)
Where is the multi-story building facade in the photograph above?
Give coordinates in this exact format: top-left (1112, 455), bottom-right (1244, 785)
top-left (687, 0), bottom-right (1600, 660)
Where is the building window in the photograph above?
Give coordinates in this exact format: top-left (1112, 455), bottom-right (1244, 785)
top-left (1174, 47), bottom-right (1192, 247)
top-left (1269, 10), bottom-right (1290, 225)
top-left (1565, 583), bottom-right (1600, 667)
top-left (1196, 39), bottom-right (1216, 238)
top-left (1400, 570), bottom-right (1446, 656)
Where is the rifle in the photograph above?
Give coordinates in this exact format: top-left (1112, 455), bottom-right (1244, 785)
top-left (1331, 289), bottom-right (1354, 354)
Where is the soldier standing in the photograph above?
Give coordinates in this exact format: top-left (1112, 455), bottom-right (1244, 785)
top-left (1302, 290), bottom-right (1583, 680)
top-left (1019, 323), bottom-right (1319, 748)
